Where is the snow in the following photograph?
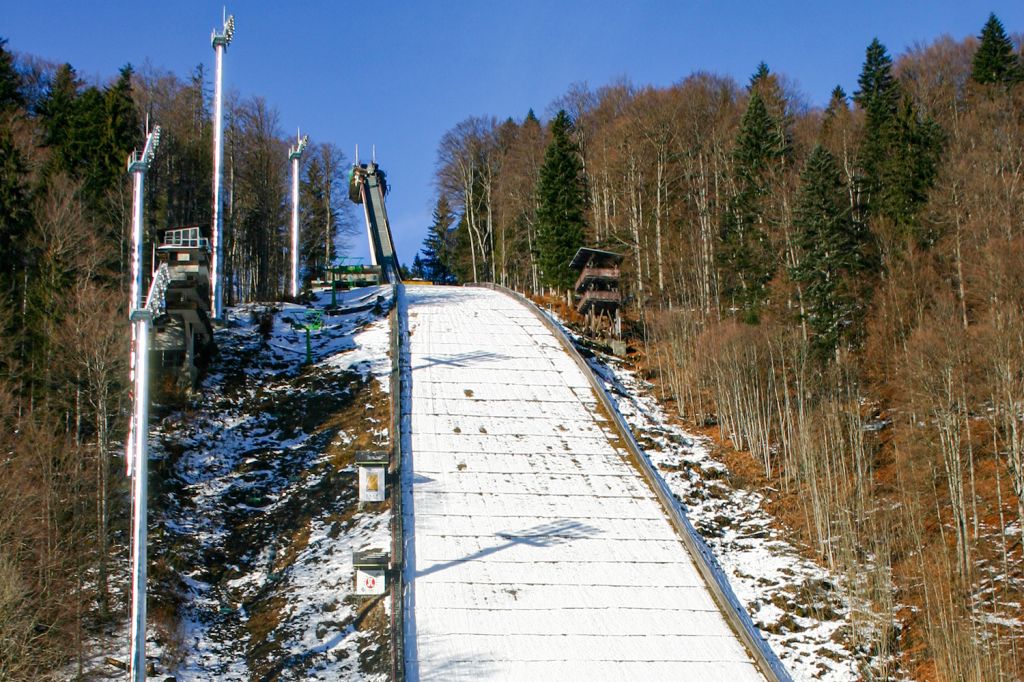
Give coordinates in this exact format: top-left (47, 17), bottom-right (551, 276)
top-left (146, 285), bottom-right (394, 680)
top-left (402, 286), bottom-right (767, 680)
top-left (578, 333), bottom-right (871, 681)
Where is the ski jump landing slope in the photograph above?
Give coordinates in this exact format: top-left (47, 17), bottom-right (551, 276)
top-left (401, 285), bottom-right (770, 681)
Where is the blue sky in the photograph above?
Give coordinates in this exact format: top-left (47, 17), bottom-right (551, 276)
top-left (4, 1), bottom-right (1024, 264)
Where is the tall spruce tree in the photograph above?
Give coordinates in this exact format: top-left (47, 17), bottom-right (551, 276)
top-left (972, 13), bottom-right (1024, 85)
top-left (0, 128), bottom-right (30, 302)
top-left (854, 39), bottom-right (900, 217)
top-left (823, 86), bottom-right (848, 125)
top-left (38, 63), bottom-right (81, 169)
top-left (101, 65), bottom-right (139, 192)
top-left (792, 146), bottom-right (873, 355)
top-left (410, 253), bottom-right (426, 280)
top-left (535, 109), bottom-right (586, 290)
top-left (719, 90), bottom-right (787, 321)
top-left (0, 38), bottom-right (23, 111)
top-left (421, 194), bottom-right (456, 283)
top-left (854, 38), bottom-right (943, 241)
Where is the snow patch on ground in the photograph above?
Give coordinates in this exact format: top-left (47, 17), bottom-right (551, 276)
top-left (582, 348), bottom-right (864, 682)
top-left (147, 286), bottom-right (394, 680)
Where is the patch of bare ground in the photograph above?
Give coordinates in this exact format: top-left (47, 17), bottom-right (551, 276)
top-left (148, 305), bottom-right (392, 680)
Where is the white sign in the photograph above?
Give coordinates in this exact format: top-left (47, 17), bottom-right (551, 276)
top-left (356, 566), bottom-right (385, 595)
top-left (359, 465), bottom-right (386, 502)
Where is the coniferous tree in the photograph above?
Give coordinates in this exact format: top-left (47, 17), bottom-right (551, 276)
top-left (0, 127), bottom-right (30, 305)
top-left (749, 61), bottom-right (770, 88)
top-left (747, 61), bottom-right (790, 132)
top-left (823, 86), bottom-right (848, 128)
top-left (410, 253), bottom-right (426, 279)
top-left (100, 66), bottom-right (139, 191)
top-left (972, 13), bottom-right (1024, 85)
top-left (854, 38), bottom-right (943, 241)
top-left (535, 109), bottom-right (586, 290)
top-left (421, 194), bottom-right (456, 283)
top-left (0, 38), bottom-right (23, 111)
top-left (792, 146), bottom-right (873, 355)
top-left (854, 39), bottom-right (900, 217)
top-left (879, 97), bottom-right (943, 238)
top-left (719, 91), bottom-right (787, 321)
top-left (38, 64), bottom-right (81, 168)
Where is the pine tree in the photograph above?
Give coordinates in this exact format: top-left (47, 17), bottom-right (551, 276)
top-left (101, 65), bottom-right (140, 189)
top-left (535, 110), bottom-right (586, 290)
top-left (824, 86), bottom-right (848, 123)
top-left (854, 39), bottom-right (900, 112)
top-left (972, 13), bottom-right (1024, 85)
top-left (38, 63), bottom-right (81, 165)
top-left (854, 39), bottom-right (900, 217)
top-left (410, 253), bottom-right (426, 280)
top-left (0, 38), bottom-right (24, 112)
top-left (878, 96), bottom-right (943, 238)
top-left (748, 61), bottom-right (770, 89)
top-left (792, 146), bottom-right (873, 355)
top-left (0, 128), bottom-right (30, 302)
top-left (718, 91), bottom-right (787, 321)
top-left (420, 194), bottom-right (456, 283)
top-left (854, 38), bottom-right (943, 240)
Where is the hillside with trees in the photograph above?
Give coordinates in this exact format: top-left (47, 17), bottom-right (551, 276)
top-left (424, 14), bottom-right (1024, 680)
top-left (0, 41), bottom-right (353, 677)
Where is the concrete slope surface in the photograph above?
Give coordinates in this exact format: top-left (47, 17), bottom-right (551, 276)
top-left (402, 286), bottom-right (767, 680)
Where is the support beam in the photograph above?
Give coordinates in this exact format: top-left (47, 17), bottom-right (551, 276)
top-left (210, 13), bottom-right (235, 320)
top-left (289, 132), bottom-right (308, 299)
top-left (125, 128), bottom-right (159, 682)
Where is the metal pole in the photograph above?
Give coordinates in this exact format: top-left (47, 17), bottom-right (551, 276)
top-left (126, 126), bottom-right (159, 682)
top-left (128, 312), bottom-right (151, 682)
top-left (130, 172), bottom-right (144, 311)
top-left (211, 14), bottom-right (234, 320)
top-left (291, 154), bottom-right (299, 298)
top-left (288, 133), bottom-right (308, 300)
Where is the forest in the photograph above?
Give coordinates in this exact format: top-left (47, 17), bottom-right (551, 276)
top-left (421, 13), bottom-right (1024, 681)
top-left (0, 41), bottom-right (352, 678)
top-left (0, 10), bottom-right (1023, 682)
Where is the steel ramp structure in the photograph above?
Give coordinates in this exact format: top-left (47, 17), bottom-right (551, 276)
top-left (349, 161), bottom-right (400, 283)
top-left (400, 285), bottom-right (787, 681)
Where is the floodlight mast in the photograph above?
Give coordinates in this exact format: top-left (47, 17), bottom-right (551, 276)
top-left (289, 132), bottom-right (309, 299)
top-left (210, 13), bottom-right (234, 320)
top-left (125, 125), bottom-right (160, 682)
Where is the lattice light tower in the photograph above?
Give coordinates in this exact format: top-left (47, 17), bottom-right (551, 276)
top-left (126, 125), bottom-right (160, 682)
top-left (210, 12), bottom-right (234, 320)
top-left (289, 132), bottom-right (309, 299)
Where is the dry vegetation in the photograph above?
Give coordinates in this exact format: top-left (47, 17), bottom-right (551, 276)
top-left (441, 21), bottom-right (1024, 682)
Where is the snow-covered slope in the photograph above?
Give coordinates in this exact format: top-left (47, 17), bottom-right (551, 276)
top-left (401, 286), bottom-right (768, 680)
top-left (147, 287), bottom-right (394, 680)
top-left (584, 352), bottom-right (866, 681)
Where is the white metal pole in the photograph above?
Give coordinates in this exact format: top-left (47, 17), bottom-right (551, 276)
top-left (211, 15), bottom-right (233, 320)
top-left (125, 125), bottom-right (158, 682)
top-left (291, 154), bottom-right (299, 298)
top-left (130, 173), bottom-right (144, 310)
top-left (288, 133), bottom-right (307, 300)
top-left (128, 313), bottom-right (150, 682)
top-left (211, 42), bottom-right (225, 319)
top-left (125, 166), bottom-right (144, 478)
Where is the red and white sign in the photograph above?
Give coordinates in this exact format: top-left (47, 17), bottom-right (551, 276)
top-left (355, 566), bottom-right (385, 595)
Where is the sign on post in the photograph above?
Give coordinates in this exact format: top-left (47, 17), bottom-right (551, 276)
top-left (356, 450), bottom-right (388, 503)
top-left (354, 550), bottom-right (389, 596)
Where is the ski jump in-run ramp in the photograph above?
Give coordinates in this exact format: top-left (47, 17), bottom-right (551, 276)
top-left (398, 284), bottom-right (790, 681)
